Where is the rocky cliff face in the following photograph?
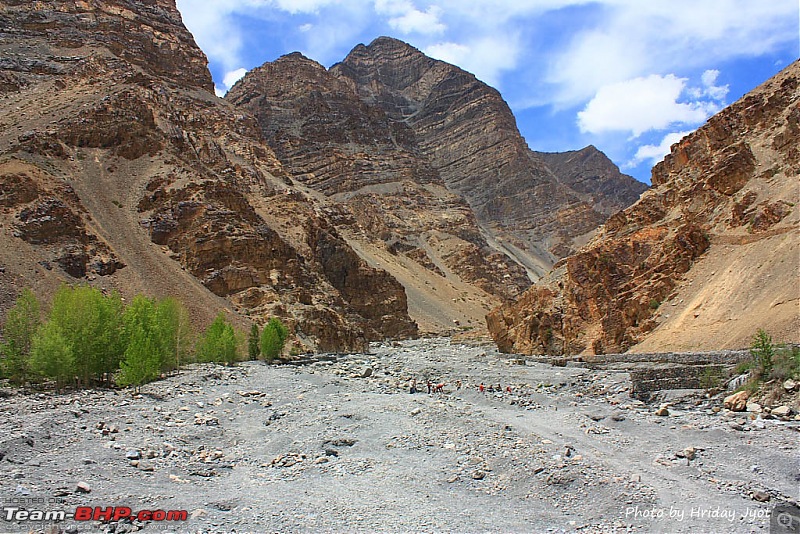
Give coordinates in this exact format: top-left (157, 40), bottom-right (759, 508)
top-left (488, 61), bottom-right (800, 354)
top-left (534, 146), bottom-right (648, 217)
top-left (226, 52), bottom-right (531, 311)
top-left (0, 0), bottom-right (416, 351)
top-left (330, 37), bottom-right (645, 276)
top-left (226, 40), bottom-right (645, 332)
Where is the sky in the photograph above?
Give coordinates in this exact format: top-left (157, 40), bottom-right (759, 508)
top-left (175, 0), bottom-right (799, 184)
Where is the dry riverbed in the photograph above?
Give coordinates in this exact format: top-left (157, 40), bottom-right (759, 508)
top-left (0, 338), bottom-right (797, 533)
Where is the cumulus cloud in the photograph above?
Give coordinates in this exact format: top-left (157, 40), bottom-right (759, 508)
top-left (546, 0), bottom-right (798, 106)
top-left (425, 35), bottom-right (520, 87)
top-left (390, 6), bottom-right (446, 34)
top-left (629, 130), bottom-right (693, 168)
top-left (577, 74), bottom-right (719, 137)
top-left (213, 67), bottom-right (249, 97)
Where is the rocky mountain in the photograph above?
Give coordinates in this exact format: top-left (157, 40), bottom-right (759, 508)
top-left (0, 2), bottom-right (647, 349)
top-left (225, 51), bottom-right (533, 331)
top-left (488, 61), bottom-right (800, 354)
top-left (0, 0), bottom-right (417, 351)
top-left (330, 37), bottom-right (645, 275)
top-left (226, 38), bottom-right (645, 331)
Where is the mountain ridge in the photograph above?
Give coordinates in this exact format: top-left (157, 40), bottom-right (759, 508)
top-left (487, 60), bottom-right (800, 354)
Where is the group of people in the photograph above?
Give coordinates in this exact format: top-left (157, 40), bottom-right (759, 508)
top-left (408, 378), bottom-right (512, 395)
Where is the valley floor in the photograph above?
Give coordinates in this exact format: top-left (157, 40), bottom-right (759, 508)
top-left (0, 339), bottom-right (797, 533)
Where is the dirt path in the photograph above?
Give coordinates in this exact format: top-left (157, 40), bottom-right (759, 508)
top-left (0, 339), bottom-right (796, 533)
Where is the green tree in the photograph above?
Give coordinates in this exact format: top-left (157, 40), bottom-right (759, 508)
top-left (196, 313), bottom-right (238, 365)
top-left (117, 331), bottom-right (160, 392)
top-left (248, 323), bottom-right (260, 360)
top-left (750, 328), bottom-right (775, 377)
top-left (118, 295), bottom-right (164, 389)
top-left (47, 285), bottom-right (124, 387)
top-left (30, 321), bottom-right (74, 390)
top-left (154, 297), bottom-right (193, 373)
top-left (261, 317), bottom-right (288, 362)
top-left (0, 288), bottom-right (41, 384)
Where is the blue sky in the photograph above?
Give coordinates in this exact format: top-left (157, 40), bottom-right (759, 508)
top-left (175, 0), bottom-right (799, 184)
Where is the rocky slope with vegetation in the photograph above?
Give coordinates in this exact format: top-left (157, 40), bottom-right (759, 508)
top-left (0, 2), bottom-right (646, 344)
top-left (488, 60), bottom-right (800, 355)
top-left (0, 0), bottom-right (417, 351)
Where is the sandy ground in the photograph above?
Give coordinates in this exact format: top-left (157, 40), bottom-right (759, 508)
top-left (0, 338), bottom-right (797, 534)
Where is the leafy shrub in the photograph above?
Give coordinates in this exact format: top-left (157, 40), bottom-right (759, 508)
top-left (750, 328), bottom-right (775, 379)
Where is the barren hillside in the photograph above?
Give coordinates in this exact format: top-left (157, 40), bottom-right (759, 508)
top-left (488, 61), bottom-right (800, 354)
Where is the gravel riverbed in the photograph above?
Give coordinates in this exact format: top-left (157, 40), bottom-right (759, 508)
top-left (0, 338), bottom-right (797, 533)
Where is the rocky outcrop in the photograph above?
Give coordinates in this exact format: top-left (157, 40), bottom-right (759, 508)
top-left (489, 61), bottom-right (800, 354)
top-left (331, 37), bottom-right (645, 274)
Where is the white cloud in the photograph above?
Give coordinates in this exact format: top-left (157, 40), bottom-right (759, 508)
top-left (424, 35), bottom-right (520, 87)
top-left (629, 130), bottom-right (693, 168)
top-left (224, 68), bottom-right (248, 88)
top-left (545, 0), bottom-right (798, 106)
top-left (389, 6), bottom-right (446, 34)
top-left (274, 0), bottom-right (339, 14)
top-left (577, 74), bottom-right (718, 137)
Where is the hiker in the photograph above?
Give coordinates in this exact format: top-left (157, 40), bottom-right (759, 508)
top-left (427, 380), bottom-right (432, 394)
top-left (410, 378), bottom-right (417, 394)
top-left (435, 382), bottom-right (445, 393)
top-left (506, 385), bottom-right (512, 393)
top-left (479, 383), bottom-right (485, 393)
top-left (456, 380), bottom-right (462, 391)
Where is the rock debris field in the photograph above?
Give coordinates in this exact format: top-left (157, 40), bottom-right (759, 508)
top-left (0, 338), bottom-right (797, 533)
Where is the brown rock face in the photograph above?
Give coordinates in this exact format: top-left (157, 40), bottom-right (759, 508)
top-left (489, 61), bottom-right (800, 354)
top-left (0, 0), bottom-right (417, 351)
top-left (226, 52), bottom-right (531, 308)
top-left (331, 37), bottom-right (645, 276)
top-left (534, 146), bottom-right (649, 217)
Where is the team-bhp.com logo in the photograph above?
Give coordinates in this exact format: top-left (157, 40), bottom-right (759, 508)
top-left (4, 506), bottom-right (188, 523)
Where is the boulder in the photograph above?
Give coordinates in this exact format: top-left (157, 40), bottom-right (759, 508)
top-left (723, 391), bottom-right (749, 412)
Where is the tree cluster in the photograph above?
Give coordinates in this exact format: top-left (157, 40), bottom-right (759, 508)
top-left (0, 286), bottom-right (283, 391)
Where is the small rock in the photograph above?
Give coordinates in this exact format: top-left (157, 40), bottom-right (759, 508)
top-left (655, 407), bottom-right (670, 416)
top-left (410, 408), bottom-right (421, 416)
top-left (361, 368), bottom-right (373, 378)
top-left (783, 379), bottom-right (798, 393)
top-left (472, 470), bottom-right (486, 480)
top-left (125, 449), bottom-right (141, 460)
top-left (190, 509), bottom-right (208, 519)
top-left (75, 481), bottom-right (91, 494)
top-left (723, 391), bottom-right (749, 412)
top-left (746, 402), bottom-right (762, 413)
top-left (772, 405), bottom-right (792, 417)
top-left (630, 474), bottom-right (642, 483)
top-left (138, 461), bottom-right (155, 472)
top-left (447, 475), bottom-right (459, 483)
top-left (751, 490), bottom-right (770, 502)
